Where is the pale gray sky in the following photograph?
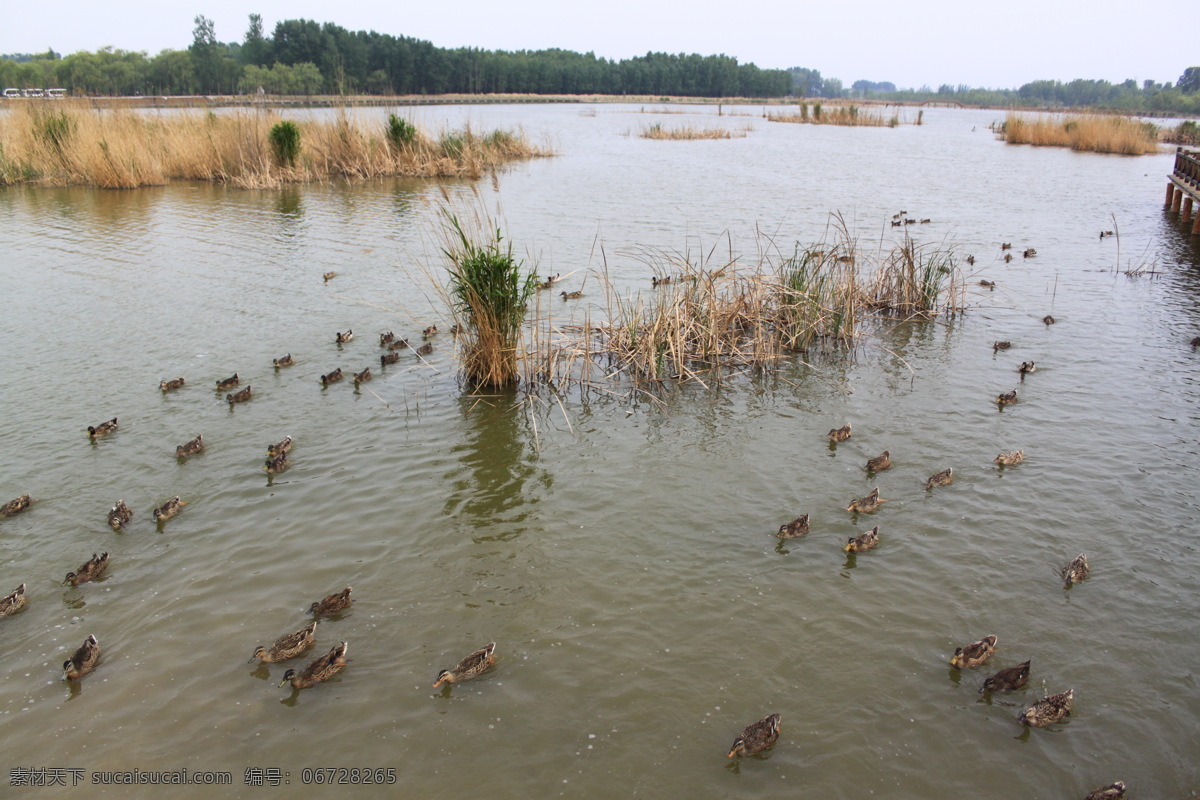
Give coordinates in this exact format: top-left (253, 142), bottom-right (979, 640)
top-left (1, 0), bottom-right (1189, 90)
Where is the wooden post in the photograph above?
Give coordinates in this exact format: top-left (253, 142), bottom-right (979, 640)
top-left (1167, 182), bottom-right (1177, 206)
top-left (1184, 196), bottom-right (1195, 224)
top-left (1171, 187), bottom-right (1183, 212)
top-left (1193, 213), bottom-right (1200, 235)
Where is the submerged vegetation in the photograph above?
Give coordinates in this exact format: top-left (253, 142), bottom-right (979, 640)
top-left (1000, 113), bottom-right (1160, 155)
top-left (0, 101), bottom-right (551, 188)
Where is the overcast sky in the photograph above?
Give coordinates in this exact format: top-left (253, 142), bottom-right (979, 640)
top-left (0, 0), bottom-right (1189, 90)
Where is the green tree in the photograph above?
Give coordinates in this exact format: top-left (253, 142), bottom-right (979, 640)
top-left (1179, 67), bottom-right (1200, 94)
top-left (242, 14), bottom-right (269, 66)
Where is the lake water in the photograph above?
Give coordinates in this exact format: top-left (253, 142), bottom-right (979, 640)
top-left (1, 103), bottom-right (1199, 799)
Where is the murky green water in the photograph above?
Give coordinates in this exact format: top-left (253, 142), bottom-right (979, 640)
top-left (2, 104), bottom-right (1199, 799)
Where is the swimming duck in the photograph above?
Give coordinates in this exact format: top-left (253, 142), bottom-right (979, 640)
top-left (1004, 253), bottom-right (1013, 263)
top-left (652, 275), bottom-right (672, 287)
top-left (353, 367), bottom-right (372, 384)
top-left (1018, 688), bottom-right (1073, 727)
top-left (416, 342), bottom-right (433, 356)
top-left (846, 487), bottom-right (885, 514)
top-left (827, 423), bottom-right (852, 442)
top-left (433, 642), bottom-right (497, 687)
top-left (64, 552), bottom-right (109, 586)
top-left (379, 331), bottom-right (395, 346)
top-left (250, 620), bottom-right (318, 664)
top-left (450, 324), bottom-right (462, 335)
top-left (63, 634), bottom-right (100, 680)
top-left (107, 500), bottom-right (133, 530)
top-left (536, 273), bottom-right (561, 290)
top-left (844, 526), bottom-right (880, 553)
top-left (273, 353), bottom-right (294, 368)
top-left (280, 641), bottom-right (348, 689)
top-left (950, 635), bottom-right (997, 668)
top-left (336, 329), bottom-right (354, 344)
top-left (320, 368), bottom-right (344, 385)
top-left (1001, 242), bottom-right (1012, 250)
top-left (1018, 361), bottom-right (1036, 374)
top-left (323, 271), bottom-right (336, 282)
top-left (866, 451), bottom-right (891, 472)
top-left (1085, 782), bottom-right (1126, 800)
top-left (1023, 248), bottom-right (1037, 258)
top-left (267, 436), bottom-right (293, 459)
top-left (175, 434), bottom-right (204, 458)
top-left (1, 583), bottom-right (28, 617)
top-left (890, 219), bottom-right (902, 227)
top-left (1, 494), bottom-right (32, 517)
top-left (381, 352), bottom-right (400, 366)
top-left (216, 374), bottom-right (239, 391)
top-left (308, 587), bottom-right (352, 616)
top-left (422, 325), bottom-right (438, 338)
top-left (980, 660), bottom-right (1031, 693)
top-left (264, 451), bottom-right (290, 475)
top-left (1191, 336), bottom-right (1200, 349)
top-left (966, 255), bottom-right (976, 265)
top-left (925, 468), bottom-right (953, 490)
top-left (993, 341), bottom-right (1011, 352)
top-left (388, 338), bottom-right (410, 351)
top-left (87, 418), bottom-right (118, 438)
top-left (560, 290), bottom-right (583, 300)
top-left (227, 385), bottom-right (252, 405)
top-left (996, 389), bottom-right (1018, 406)
top-left (1043, 315), bottom-right (1055, 325)
top-left (776, 514), bottom-right (810, 539)
top-left (979, 279), bottom-right (995, 288)
top-left (160, 377), bottom-right (185, 392)
top-left (727, 713), bottom-right (781, 758)
top-left (1061, 553), bottom-right (1089, 585)
top-left (994, 449), bottom-right (1024, 466)
top-left (920, 218), bottom-right (931, 224)
top-left (153, 496), bottom-right (186, 522)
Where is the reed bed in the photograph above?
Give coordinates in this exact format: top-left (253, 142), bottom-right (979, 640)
top-left (766, 103), bottom-right (895, 127)
top-left (0, 101), bottom-right (552, 188)
top-left (640, 123), bottom-right (749, 140)
top-left (1000, 112), bottom-right (1160, 155)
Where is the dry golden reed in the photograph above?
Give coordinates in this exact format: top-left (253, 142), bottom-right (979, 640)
top-left (767, 103), bottom-right (894, 127)
top-left (1001, 113), bottom-right (1160, 155)
top-left (640, 122), bottom-right (749, 140)
top-left (0, 101), bottom-right (552, 189)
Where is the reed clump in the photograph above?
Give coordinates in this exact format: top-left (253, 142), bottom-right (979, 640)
top-left (0, 101), bottom-right (552, 188)
top-left (767, 104), bottom-right (893, 127)
top-left (1001, 112), bottom-right (1160, 154)
top-left (641, 123), bottom-right (747, 140)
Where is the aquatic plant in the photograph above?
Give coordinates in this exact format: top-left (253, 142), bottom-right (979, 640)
top-left (766, 103), bottom-right (893, 127)
top-left (1001, 113), bottom-right (1159, 155)
top-left (386, 113), bottom-right (417, 149)
top-left (640, 123), bottom-right (746, 140)
top-left (269, 121), bottom-right (301, 167)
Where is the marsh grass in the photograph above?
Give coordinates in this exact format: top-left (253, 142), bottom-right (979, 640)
top-left (641, 123), bottom-right (748, 140)
top-left (1001, 112), bottom-right (1160, 154)
top-left (767, 104), bottom-right (894, 127)
top-left (0, 101), bottom-right (552, 188)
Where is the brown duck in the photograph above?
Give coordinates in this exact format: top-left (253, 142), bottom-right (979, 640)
top-left (1019, 689), bottom-right (1073, 727)
top-left (925, 468), bottom-right (953, 489)
top-left (1, 583), bottom-right (28, 617)
top-left (227, 385), bottom-right (253, 405)
top-left (727, 713), bottom-right (781, 758)
top-left (827, 423), bottom-right (852, 442)
top-left (980, 660), bottom-right (1031, 693)
top-left (266, 436), bottom-right (293, 459)
top-left (865, 451), bottom-right (891, 472)
top-left (353, 367), bottom-right (372, 384)
top-left (250, 621), bottom-right (318, 664)
top-left (63, 634), bottom-right (101, 680)
top-left (160, 377), bottom-right (185, 392)
top-left (273, 353), bottom-right (294, 368)
top-left (381, 352), bottom-right (400, 366)
top-left (1, 494), bottom-right (32, 517)
top-left (336, 329), bottom-right (354, 344)
top-left (846, 487), bottom-right (885, 513)
top-left (996, 389), bottom-right (1018, 406)
top-left (65, 552), bottom-right (109, 586)
top-left (1061, 553), bottom-right (1089, 585)
top-left (776, 514), bottom-right (810, 539)
top-left (175, 435), bottom-right (204, 458)
top-left (950, 635), bottom-right (997, 668)
top-left (433, 642), bottom-right (497, 687)
top-left (107, 500), bottom-right (133, 530)
top-left (994, 449), bottom-right (1024, 467)
top-left (153, 496), bottom-right (186, 522)
top-left (280, 641), bottom-right (348, 689)
top-left (844, 526), bottom-right (880, 553)
top-left (87, 417), bottom-right (118, 438)
top-left (216, 374), bottom-right (239, 391)
top-left (320, 368), bottom-right (344, 385)
top-left (264, 451), bottom-right (290, 475)
top-left (308, 587), bottom-right (352, 616)
top-left (1085, 782), bottom-right (1126, 800)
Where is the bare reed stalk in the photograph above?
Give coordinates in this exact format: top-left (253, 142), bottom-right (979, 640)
top-left (0, 101), bottom-right (552, 188)
top-left (766, 104), bottom-right (894, 127)
top-left (1001, 112), bottom-right (1160, 155)
top-left (640, 123), bottom-right (748, 140)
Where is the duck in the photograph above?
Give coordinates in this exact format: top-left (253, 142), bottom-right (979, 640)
top-left (388, 338), bottom-right (410, 351)
top-left (381, 352), bottom-right (400, 366)
top-left (63, 634), bottom-right (100, 680)
top-left (153, 496), bottom-right (186, 522)
top-left (844, 526), bottom-right (880, 553)
top-left (250, 620), bottom-right (318, 664)
top-left (64, 552), bottom-right (109, 586)
top-left (216, 374), bottom-right (239, 391)
top-left (920, 218), bottom-right (931, 224)
top-left (1085, 782), bottom-right (1126, 800)
top-left (651, 275), bottom-right (672, 287)
top-left (353, 367), bottom-right (372, 384)
top-left (1023, 248), bottom-right (1037, 258)
top-left (949, 635), bottom-right (998, 668)
top-left (980, 660), bottom-right (1031, 693)
top-left (336, 329), bottom-right (354, 344)
top-left (273, 353), bottom-right (294, 368)
top-left (865, 451), bottom-right (891, 472)
top-left (450, 324), bottom-right (462, 335)
top-left (560, 290), bottom-right (584, 300)
top-left (308, 587), bottom-right (352, 616)
top-left (727, 713), bottom-right (781, 758)
top-left (320, 368), bottom-right (344, 386)
top-left (827, 423), bottom-right (852, 442)
top-left (160, 377), bottom-right (185, 392)
top-left (379, 331), bottom-right (395, 346)
top-left (279, 641), bottom-right (348, 689)
top-left (0, 494), bottom-right (32, 517)
top-left (1043, 315), bottom-right (1056, 325)
top-left (1001, 242), bottom-right (1012, 250)
top-left (1004, 253), bottom-right (1013, 263)
top-left (776, 514), bottom-right (810, 539)
top-left (846, 487), bottom-right (885, 514)
top-left (966, 255), bottom-right (976, 265)
top-left (996, 389), bottom-right (1018, 406)
top-left (1191, 335), bottom-right (1200, 349)
top-left (1, 583), bottom-right (28, 617)
top-left (1018, 688), bottom-right (1073, 727)
top-left (992, 341), bottom-right (1011, 352)
top-left (264, 451), bottom-right (290, 475)
top-left (87, 417), bottom-right (118, 438)
top-left (266, 436), bottom-right (293, 459)
top-left (433, 642), bottom-right (497, 687)
top-left (536, 273), bottom-right (561, 290)
top-left (323, 271), bottom-right (336, 282)
top-left (994, 449), bottom-right (1024, 466)
top-left (107, 500), bottom-right (133, 530)
top-left (904, 218), bottom-right (916, 225)
top-left (890, 219), bottom-right (902, 227)
top-left (175, 434), bottom-right (204, 458)
top-left (226, 385), bottom-right (252, 405)
top-left (925, 468), bottom-right (953, 490)
top-left (416, 342), bottom-right (434, 356)
top-left (1018, 361), bottom-right (1037, 374)
top-left (979, 279), bottom-right (995, 288)
top-left (422, 325), bottom-right (438, 338)
top-left (1061, 553), bottom-right (1089, 585)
